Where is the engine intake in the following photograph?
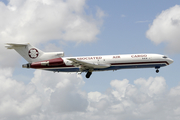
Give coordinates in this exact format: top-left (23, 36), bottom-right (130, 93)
top-left (22, 63), bottom-right (31, 68)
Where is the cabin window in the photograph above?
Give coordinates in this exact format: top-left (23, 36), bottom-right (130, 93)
top-left (163, 56), bottom-right (168, 58)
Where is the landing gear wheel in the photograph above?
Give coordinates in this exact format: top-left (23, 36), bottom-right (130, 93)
top-left (86, 72), bottom-right (92, 78)
top-left (156, 69), bottom-right (159, 73)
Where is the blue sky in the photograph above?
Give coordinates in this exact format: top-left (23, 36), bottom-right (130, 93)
top-left (0, 0), bottom-right (180, 120)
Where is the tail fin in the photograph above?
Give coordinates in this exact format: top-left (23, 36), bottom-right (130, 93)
top-left (5, 43), bottom-right (44, 63)
top-left (5, 43), bottom-right (64, 63)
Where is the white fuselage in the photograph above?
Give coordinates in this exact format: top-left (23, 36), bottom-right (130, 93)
top-left (44, 54), bottom-right (173, 72)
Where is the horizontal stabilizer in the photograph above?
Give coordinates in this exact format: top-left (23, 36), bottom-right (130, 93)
top-left (5, 43), bottom-right (29, 49)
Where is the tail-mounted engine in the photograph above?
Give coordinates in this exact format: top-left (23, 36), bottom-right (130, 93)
top-left (22, 58), bottom-right (64, 68)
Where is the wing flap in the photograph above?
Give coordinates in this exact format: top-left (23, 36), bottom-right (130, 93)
top-left (68, 58), bottom-right (110, 69)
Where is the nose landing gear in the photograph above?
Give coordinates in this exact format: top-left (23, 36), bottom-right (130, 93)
top-left (155, 67), bottom-right (160, 73)
top-left (156, 69), bottom-right (159, 73)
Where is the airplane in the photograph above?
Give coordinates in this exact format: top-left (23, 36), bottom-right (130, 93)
top-left (5, 43), bottom-right (173, 78)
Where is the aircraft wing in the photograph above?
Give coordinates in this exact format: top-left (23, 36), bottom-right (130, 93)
top-left (67, 58), bottom-right (110, 70)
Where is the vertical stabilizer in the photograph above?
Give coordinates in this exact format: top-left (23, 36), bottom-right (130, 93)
top-left (5, 43), bottom-right (44, 63)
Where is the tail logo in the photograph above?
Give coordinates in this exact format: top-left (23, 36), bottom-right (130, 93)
top-left (28, 48), bottom-right (39, 59)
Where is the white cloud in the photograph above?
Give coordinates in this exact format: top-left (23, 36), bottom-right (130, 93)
top-left (0, 68), bottom-right (87, 120)
top-left (0, 0), bottom-right (105, 67)
top-left (96, 7), bottom-right (106, 19)
top-left (0, 0), bottom-right (103, 43)
top-left (110, 79), bottom-right (130, 100)
top-left (146, 5), bottom-right (180, 53)
top-left (0, 68), bottom-right (42, 119)
top-left (134, 77), bottom-right (166, 96)
top-left (1, 68), bottom-right (180, 120)
top-left (85, 77), bottom-right (180, 120)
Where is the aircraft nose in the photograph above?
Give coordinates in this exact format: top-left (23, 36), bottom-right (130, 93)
top-left (168, 58), bottom-right (174, 65)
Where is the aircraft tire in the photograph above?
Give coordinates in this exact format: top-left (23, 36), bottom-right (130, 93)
top-left (156, 69), bottom-right (159, 73)
top-left (86, 72), bottom-right (92, 78)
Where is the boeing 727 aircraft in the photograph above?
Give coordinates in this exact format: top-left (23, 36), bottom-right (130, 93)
top-left (5, 43), bottom-right (173, 78)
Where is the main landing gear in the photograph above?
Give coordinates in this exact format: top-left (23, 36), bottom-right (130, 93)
top-left (86, 71), bottom-right (92, 78)
top-left (155, 67), bottom-right (160, 73)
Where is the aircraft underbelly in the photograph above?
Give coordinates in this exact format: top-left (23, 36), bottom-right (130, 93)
top-left (45, 63), bottom-right (167, 72)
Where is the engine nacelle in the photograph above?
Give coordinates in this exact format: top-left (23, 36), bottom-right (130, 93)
top-left (22, 58), bottom-right (64, 69)
top-left (56, 52), bottom-right (64, 57)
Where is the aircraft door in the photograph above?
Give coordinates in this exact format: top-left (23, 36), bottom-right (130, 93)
top-left (147, 55), bottom-right (152, 60)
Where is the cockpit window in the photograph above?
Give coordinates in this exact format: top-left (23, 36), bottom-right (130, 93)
top-left (163, 56), bottom-right (168, 58)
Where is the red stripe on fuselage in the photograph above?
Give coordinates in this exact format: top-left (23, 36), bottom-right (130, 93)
top-left (111, 61), bottom-right (169, 66)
